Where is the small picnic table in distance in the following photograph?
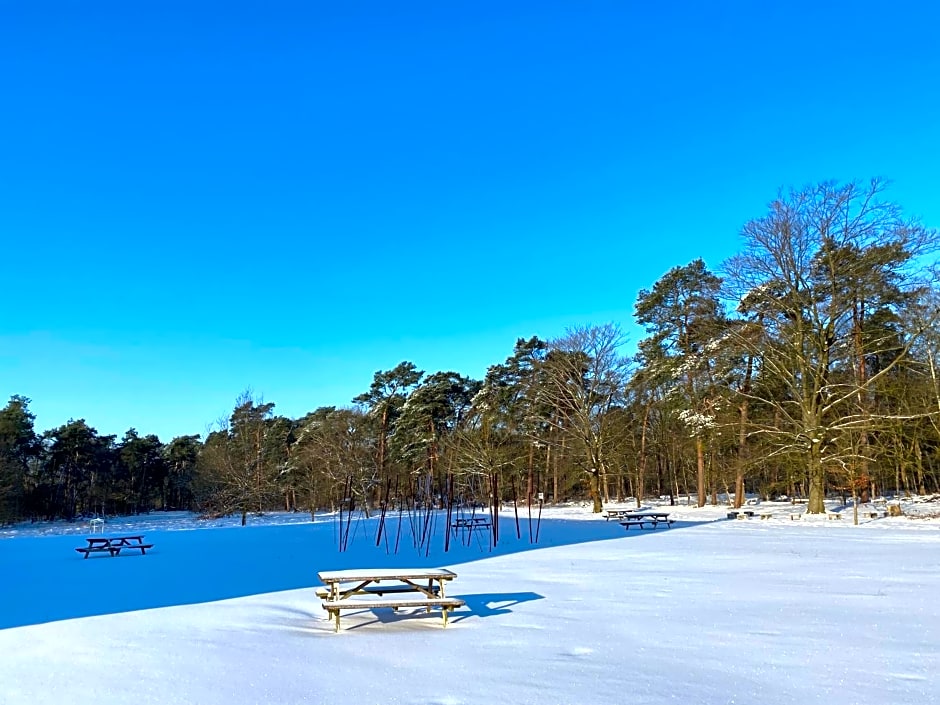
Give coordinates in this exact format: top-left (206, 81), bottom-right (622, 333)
top-left (75, 535), bottom-right (153, 558)
top-left (619, 512), bottom-right (674, 530)
top-left (604, 509), bottom-right (638, 521)
top-left (317, 568), bottom-right (465, 632)
top-left (450, 516), bottom-right (492, 534)
top-left (727, 509), bottom-right (757, 520)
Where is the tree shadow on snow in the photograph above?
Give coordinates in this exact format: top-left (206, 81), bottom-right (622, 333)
top-left (0, 514), bottom-right (685, 629)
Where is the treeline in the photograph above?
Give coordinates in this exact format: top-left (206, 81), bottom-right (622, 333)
top-left (1, 179), bottom-right (939, 525)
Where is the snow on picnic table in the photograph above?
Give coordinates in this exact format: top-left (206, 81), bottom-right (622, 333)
top-left (1, 499), bottom-right (939, 705)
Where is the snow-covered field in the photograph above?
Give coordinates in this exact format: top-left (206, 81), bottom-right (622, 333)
top-left (2, 499), bottom-right (939, 705)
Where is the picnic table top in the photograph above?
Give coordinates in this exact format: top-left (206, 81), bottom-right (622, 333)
top-left (85, 534), bottom-right (145, 542)
top-left (318, 568), bottom-right (457, 584)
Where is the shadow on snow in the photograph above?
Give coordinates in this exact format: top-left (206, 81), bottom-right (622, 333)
top-left (0, 513), bottom-right (689, 629)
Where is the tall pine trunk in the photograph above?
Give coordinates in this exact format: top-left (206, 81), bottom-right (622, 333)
top-left (695, 436), bottom-right (706, 508)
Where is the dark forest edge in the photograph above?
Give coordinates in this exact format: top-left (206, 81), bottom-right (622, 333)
top-left (2, 178), bottom-right (939, 525)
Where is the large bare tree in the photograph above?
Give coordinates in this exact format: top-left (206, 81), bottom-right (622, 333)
top-left (722, 179), bottom-right (938, 513)
top-left (537, 323), bottom-right (631, 513)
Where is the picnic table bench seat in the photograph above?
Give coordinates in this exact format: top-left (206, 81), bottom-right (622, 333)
top-left (75, 545), bottom-right (114, 556)
top-left (111, 543), bottom-right (153, 555)
top-left (322, 597), bottom-right (465, 612)
top-left (315, 584), bottom-right (442, 600)
top-left (320, 597), bottom-right (465, 631)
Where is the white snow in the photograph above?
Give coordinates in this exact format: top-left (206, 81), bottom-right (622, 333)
top-left (2, 500), bottom-right (939, 704)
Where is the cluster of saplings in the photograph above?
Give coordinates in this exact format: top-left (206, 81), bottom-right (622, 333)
top-left (2, 179), bottom-right (939, 527)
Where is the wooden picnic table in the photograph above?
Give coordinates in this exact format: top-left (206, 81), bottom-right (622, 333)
top-left (451, 516), bottom-right (492, 533)
top-left (450, 516), bottom-right (493, 549)
top-left (619, 511), bottom-right (674, 530)
top-left (75, 535), bottom-right (153, 559)
top-left (727, 509), bottom-right (756, 520)
top-left (317, 568), bottom-right (464, 632)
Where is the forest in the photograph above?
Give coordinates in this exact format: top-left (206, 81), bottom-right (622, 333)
top-left (2, 179), bottom-right (939, 525)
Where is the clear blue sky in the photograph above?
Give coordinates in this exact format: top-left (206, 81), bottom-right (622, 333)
top-left (2, 1), bottom-right (938, 441)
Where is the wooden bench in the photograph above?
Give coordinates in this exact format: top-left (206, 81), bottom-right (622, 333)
top-left (111, 543), bottom-right (153, 556)
top-left (827, 512), bottom-right (842, 520)
top-left (315, 584), bottom-right (441, 600)
top-left (75, 545), bottom-right (115, 557)
top-left (758, 512), bottom-right (773, 520)
top-left (321, 597), bottom-right (465, 631)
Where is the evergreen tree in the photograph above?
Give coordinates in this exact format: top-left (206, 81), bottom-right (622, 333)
top-left (115, 429), bottom-right (167, 514)
top-left (634, 259), bottom-right (725, 507)
top-left (0, 396), bottom-right (41, 524)
top-left (42, 420), bottom-right (115, 519)
top-left (353, 361), bottom-right (424, 508)
top-left (163, 435), bottom-right (201, 510)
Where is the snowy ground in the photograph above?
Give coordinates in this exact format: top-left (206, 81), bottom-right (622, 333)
top-left (2, 499), bottom-right (939, 705)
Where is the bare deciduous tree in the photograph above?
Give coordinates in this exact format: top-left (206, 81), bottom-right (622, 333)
top-left (538, 323), bottom-right (631, 513)
top-left (723, 179), bottom-right (938, 513)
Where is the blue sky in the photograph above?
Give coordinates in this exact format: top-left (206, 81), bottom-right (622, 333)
top-left (2, 1), bottom-right (938, 441)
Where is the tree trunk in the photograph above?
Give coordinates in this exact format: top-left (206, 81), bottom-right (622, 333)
top-left (526, 442), bottom-right (534, 507)
top-left (589, 467), bottom-right (602, 513)
top-left (695, 436), bottom-right (706, 507)
top-left (637, 400), bottom-right (650, 508)
top-left (734, 396), bottom-right (750, 507)
top-left (914, 439), bottom-right (926, 496)
top-left (807, 451), bottom-right (826, 514)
